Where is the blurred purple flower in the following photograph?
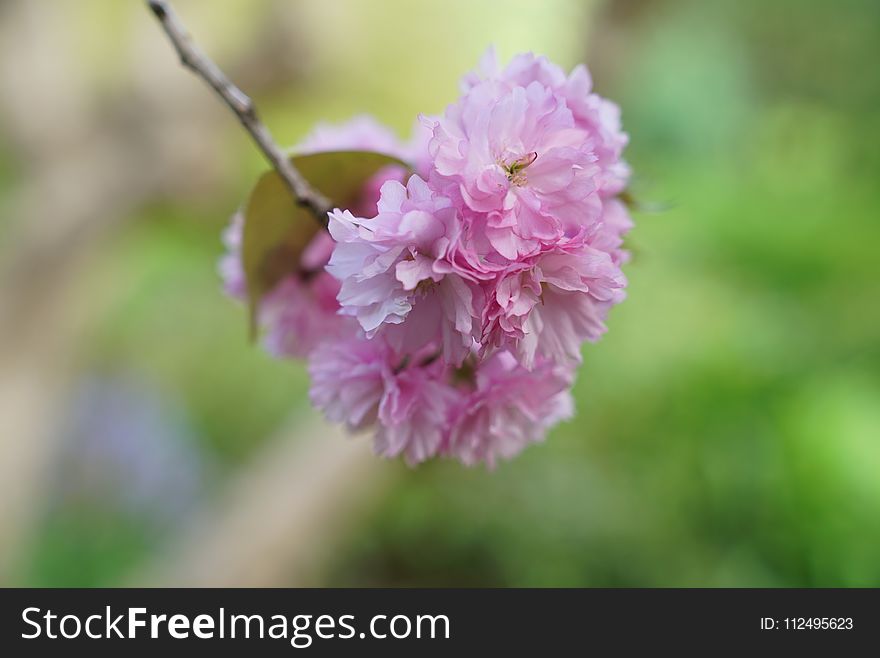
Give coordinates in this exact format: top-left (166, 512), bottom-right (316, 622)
top-left (50, 375), bottom-right (206, 525)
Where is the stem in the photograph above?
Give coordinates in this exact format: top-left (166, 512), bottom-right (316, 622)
top-left (146, 0), bottom-right (332, 227)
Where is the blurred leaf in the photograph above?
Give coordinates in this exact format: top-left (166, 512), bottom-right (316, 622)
top-left (242, 150), bottom-right (409, 333)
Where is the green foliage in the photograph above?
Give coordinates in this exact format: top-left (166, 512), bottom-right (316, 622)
top-left (22, 509), bottom-right (154, 588)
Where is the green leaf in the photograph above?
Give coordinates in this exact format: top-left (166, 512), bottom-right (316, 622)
top-left (241, 150), bottom-right (409, 337)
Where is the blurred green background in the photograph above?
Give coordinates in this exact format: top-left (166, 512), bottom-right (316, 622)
top-left (0, 0), bottom-right (878, 587)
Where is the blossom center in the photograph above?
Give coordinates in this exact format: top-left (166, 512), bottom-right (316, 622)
top-left (414, 278), bottom-right (435, 295)
top-left (500, 151), bottom-right (538, 187)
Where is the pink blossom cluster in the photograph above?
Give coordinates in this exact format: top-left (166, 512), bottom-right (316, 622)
top-left (221, 51), bottom-right (632, 467)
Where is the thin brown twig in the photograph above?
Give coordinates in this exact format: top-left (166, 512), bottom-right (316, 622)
top-left (146, 0), bottom-right (331, 227)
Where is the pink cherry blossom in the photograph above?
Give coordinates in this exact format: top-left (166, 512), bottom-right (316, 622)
top-left (308, 336), bottom-right (391, 432)
top-left (461, 48), bottom-right (630, 196)
top-left (308, 337), bottom-right (457, 465)
top-left (222, 53), bottom-right (635, 467)
top-left (481, 243), bottom-right (626, 368)
top-left (326, 175), bottom-right (479, 365)
top-left (308, 338), bottom-right (575, 467)
top-left (374, 356), bottom-right (459, 466)
top-left (447, 350), bottom-right (574, 467)
top-left (427, 79), bottom-right (600, 250)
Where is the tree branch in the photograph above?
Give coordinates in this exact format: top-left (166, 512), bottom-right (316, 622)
top-left (146, 0), bottom-right (331, 227)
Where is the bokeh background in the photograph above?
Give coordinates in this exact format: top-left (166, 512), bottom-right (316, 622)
top-left (1, 0), bottom-right (878, 587)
